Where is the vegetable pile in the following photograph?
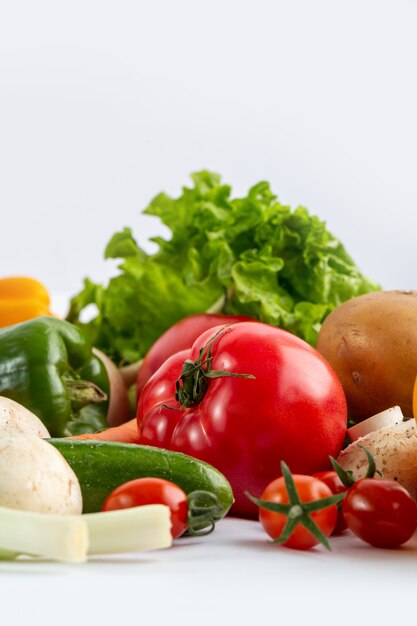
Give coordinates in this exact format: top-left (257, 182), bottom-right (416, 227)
top-left (137, 321), bottom-right (347, 517)
top-left (67, 171), bottom-right (378, 364)
top-left (1, 171), bottom-right (417, 562)
top-left (0, 394), bottom-right (232, 561)
top-left (249, 447), bottom-right (417, 550)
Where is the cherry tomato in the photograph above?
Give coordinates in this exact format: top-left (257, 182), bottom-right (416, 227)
top-left (343, 478), bottom-right (417, 548)
top-left (138, 322), bottom-right (347, 517)
top-left (313, 470), bottom-right (347, 534)
top-left (136, 313), bottom-right (252, 398)
top-left (102, 477), bottom-right (188, 538)
top-left (259, 475), bottom-right (338, 550)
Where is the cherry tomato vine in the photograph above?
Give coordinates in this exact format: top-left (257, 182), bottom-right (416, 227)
top-left (249, 448), bottom-right (417, 551)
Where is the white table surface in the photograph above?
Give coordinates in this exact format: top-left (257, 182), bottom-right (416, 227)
top-left (2, 517), bottom-right (416, 626)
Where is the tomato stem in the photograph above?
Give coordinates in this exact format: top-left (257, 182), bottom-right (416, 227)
top-left (358, 445), bottom-right (383, 479)
top-left (288, 505), bottom-right (303, 520)
top-left (329, 446), bottom-right (382, 488)
top-left (186, 490), bottom-right (224, 536)
top-left (174, 327), bottom-right (255, 409)
top-left (246, 461), bottom-right (346, 550)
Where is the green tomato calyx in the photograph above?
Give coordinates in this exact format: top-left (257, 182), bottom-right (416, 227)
top-left (174, 327), bottom-right (255, 409)
top-left (246, 461), bottom-right (346, 551)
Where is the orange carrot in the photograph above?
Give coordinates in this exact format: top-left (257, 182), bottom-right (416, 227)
top-left (67, 418), bottom-right (139, 444)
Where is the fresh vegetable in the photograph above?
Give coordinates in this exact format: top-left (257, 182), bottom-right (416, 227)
top-left (103, 477), bottom-right (222, 538)
top-left (136, 313), bottom-right (252, 398)
top-left (93, 349), bottom-right (131, 426)
top-left (0, 504), bottom-right (172, 562)
top-left (84, 504), bottom-right (172, 554)
top-left (0, 431), bottom-right (82, 515)
top-left (337, 420), bottom-right (417, 498)
top-left (120, 361), bottom-right (143, 389)
top-left (312, 470), bottom-right (347, 534)
top-left (0, 316), bottom-right (110, 436)
top-left (102, 478), bottom-right (187, 538)
top-left (68, 417), bottom-right (139, 443)
top-left (0, 506), bottom-right (88, 563)
top-left (247, 462), bottom-right (344, 550)
top-left (0, 396), bottom-right (50, 437)
top-left (68, 171), bottom-right (378, 365)
top-left (342, 478), bottom-right (417, 548)
top-left (49, 439), bottom-right (234, 516)
top-left (323, 446), bottom-right (382, 535)
top-left (0, 276), bottom-right (53, 328)
top-left (348, 406), bottom-right (404, 442)
top-left (317, 290), bottom-right (417, 422)
top-left (137, 322), bottom-right (347, 518)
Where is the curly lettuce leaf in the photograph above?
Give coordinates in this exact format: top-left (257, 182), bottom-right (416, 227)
top-left (68, 171), bottom-right (379, 363)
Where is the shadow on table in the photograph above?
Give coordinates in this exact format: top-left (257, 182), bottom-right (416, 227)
top-left (233, 531), bottom-right (417, 562)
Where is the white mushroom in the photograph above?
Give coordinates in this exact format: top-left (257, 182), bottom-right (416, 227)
top-left (348, 406), bottom-right (404, 442)
top-left (0, 396), bottom-right (50, 437)
top-left (0, 431), bottom-right (82, 515)
top-left (337, 419), bottom-right (417, 497)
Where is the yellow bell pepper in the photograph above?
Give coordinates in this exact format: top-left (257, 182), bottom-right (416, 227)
top-left (0, 277), bottom-right (53, 328)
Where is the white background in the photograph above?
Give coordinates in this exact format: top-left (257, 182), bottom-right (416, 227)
top-left (1, 2), bottom-right (417, 624)
top-left (1, 0), bottom-right (416, 298)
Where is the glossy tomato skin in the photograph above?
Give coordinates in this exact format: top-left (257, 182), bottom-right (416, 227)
top-left (138, 322), bottom-right (347, 518)
top-left (259, 475), bottom-right (338, 549)
top-left (313, 471), bottom-right (348, 534)
top-left (102, 477), bottom-right (188, 538)
top-left (136, 313), bottom-right (252, 398)
top-left (343, 478), bottom-right (417, 548)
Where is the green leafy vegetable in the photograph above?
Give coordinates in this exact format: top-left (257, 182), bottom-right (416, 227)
top-left (67, 171), bottom-right (379, 364)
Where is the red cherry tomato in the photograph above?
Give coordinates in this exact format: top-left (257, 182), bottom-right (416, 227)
top-left (343, 478), bottom-right (417, 548)
top-left (136, 313), bottom-right (252, 398)
top-left (313, 470), bottom-right (347, 534)
top-left (102, 477), bottom-right (188, 538)
top-left (138, 322), bottom-right (347, 518)
top-left (259, 475), bottom-right (338, 550)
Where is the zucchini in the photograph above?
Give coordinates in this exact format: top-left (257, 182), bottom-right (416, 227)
top-left (49, 439), bottom-right (234, 517)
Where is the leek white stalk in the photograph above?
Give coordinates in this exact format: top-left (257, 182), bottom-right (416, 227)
top-left (0, 505), bottom-right (172, 563)
top-left (0, 506), bottom-right (88, 562)
top-left (84, 504), bottom-right (172, 555)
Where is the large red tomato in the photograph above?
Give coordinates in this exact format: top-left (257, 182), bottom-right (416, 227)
top-left (136, 313), bottom-right (251, 398)
top-left (137, 322), bottom-right (347, 518)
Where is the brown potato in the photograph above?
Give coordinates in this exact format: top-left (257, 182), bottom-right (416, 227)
top-left (317, 290), bottom-right (417, 421)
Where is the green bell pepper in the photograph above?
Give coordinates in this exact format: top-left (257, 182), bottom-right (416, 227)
top-left (0, 316), bottom-right (109, 437)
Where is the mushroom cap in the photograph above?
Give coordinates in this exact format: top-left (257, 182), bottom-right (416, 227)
top-left (0, 396), bottom-right (50, 438)
top-left (337, 420), bottom-right (417, 497)
top-left (0, 431), bottom-right (82, 514)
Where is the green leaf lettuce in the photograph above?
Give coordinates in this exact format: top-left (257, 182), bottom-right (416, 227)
top-left (67, 172), bottom-right (379, 363)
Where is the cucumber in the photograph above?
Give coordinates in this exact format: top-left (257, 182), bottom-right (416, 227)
top-left (49, 439), bottom-right (234, 516)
